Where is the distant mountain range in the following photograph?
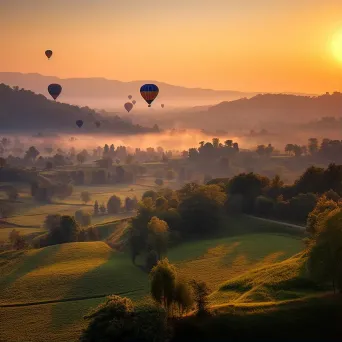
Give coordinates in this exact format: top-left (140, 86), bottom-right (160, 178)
top-left (0, 72), bottom-right (316, 109)
top-left (0, 84), bottom-right (156, 134)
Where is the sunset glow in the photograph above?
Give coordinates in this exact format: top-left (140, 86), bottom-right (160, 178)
top-left (1, 0), bottom-right (342, 93)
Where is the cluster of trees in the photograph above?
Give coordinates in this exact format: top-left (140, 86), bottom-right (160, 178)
top-left (33, 214), bottom-right (99, 248)
top-left (129, 184), bottom-right (227, 265)
top-left (185, 138), bottom-right (239, 161)
top-left (93, 195), bottom-right (138, 216)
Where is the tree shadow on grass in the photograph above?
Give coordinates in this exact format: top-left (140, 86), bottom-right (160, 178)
top-left (50, 251), bottom-right (149, 331)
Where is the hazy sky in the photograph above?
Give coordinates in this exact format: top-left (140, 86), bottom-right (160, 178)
top-left (1, 0), bottom-right (342, 93)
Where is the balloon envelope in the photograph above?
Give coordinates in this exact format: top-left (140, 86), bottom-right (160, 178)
top-left (45, 50), bottom-right (53, 59)
top-left (124, 102), bottom-right (133, 113)
top-left (132, 100), bottom-right (136, 105)
top-left (95, 121), bottom-right (101, 128)
top-left (140, 84), bottom-right (159, 107)
top-left (128, 95), bottom-right (132, 100)
top-left (161, 104), bottom-right (165, 108)
top-left (76, 120), bottom-right (83, 128)
top-left (48, 84), bottom-right (62, 100)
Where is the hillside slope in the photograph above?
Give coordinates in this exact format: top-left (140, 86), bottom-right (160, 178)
top-left (0, 84), bottom-right (156, 133)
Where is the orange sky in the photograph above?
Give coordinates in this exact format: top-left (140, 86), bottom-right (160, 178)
top-left (1, 0), bottom-right (342, 93)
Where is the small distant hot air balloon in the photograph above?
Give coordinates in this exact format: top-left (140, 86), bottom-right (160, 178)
top-left (161, 104), bottom-right (165, 108)
top-left (48, 84), bottom-right (62, 100)
top-left (124, 102), bottom-right (133, 113)
top-left (128, 95), bottom-right (132, 100)
top-left (95, 121), bottom-right (101, 128)
top-left (140, 84), bottom-right (159, 107)
top-left (76, 120), bottom-right (83, 128)
top-left (45, 50), bottom-right (53, 59)
top-left (132, 100), bottom-right (136, 105)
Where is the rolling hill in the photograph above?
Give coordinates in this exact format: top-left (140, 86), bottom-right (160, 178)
top-left (0, 84), bottom-right (156, 133)
top-left (0, 72), bottom-right (257, 109)
top-left (152, 92), bottom-right (342, 131)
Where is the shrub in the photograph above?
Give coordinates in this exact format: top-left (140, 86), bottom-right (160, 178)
top-left (81, 191), bottom-right (91, 204)
top-left (107, 195), bottom-right (121, 214)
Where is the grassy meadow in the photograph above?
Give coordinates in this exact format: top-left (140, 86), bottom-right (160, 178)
top-left (0, 215), bottom-right (311, 342)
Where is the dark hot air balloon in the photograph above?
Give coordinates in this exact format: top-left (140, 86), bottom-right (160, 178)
top-left (48, 84), bottom-right (62, 100)
top-left (45, 50), bottom-right (53, 59)
top-left (128, 95), bottom-right (132, 100)
top-left (95, 121), bottom-right (101, 128)
top-left (124, 102), bottom-right (133, 113)
top-left (132, 100), bottom-right (136, 105)
top-left (140, 84), bottom-right (159, 107)
top-left (161, 104), bottom-right (165, 108)
top-left (76, 120), bottom-right (83, 128)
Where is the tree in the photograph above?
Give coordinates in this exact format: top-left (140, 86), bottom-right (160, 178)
top-left (147, 216), bottom-right (169, 260)
top-left (25, 146), bottom-right (40, 162)
top-left (9, 229), bottom-right (25, 250)
top-left (81, 191), bottom-right (91, 204)
top-left (174, 278), bottom-right (194, 316)
top-left (93, 200), bottom-right (99, 215)
top-left (308, 208), bottom-right (342, 293)
top-left (254, 195), bottom-right (274, 217)
top-left (107, 195), bottom-right (121, 214)
top-left (150, 258), bottom-right (177, 314)
top-left (190, 280), bottom-right (211, 316)
top-left (43, 214), bottom-right (61, 232)
top-left (0, 202), bottom-right (15, 218)
top-left (60, 215), bottom-right (79, 242)
top-left (77, 152), bottom-right (86, 164)
top-left (308, 138), bottom-right (319, 155)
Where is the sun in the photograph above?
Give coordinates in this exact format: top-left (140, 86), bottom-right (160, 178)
top-left (332, 29), bottom-right (342, 64)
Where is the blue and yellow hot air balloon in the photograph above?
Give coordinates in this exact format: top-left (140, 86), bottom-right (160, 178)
top-left (140, 84), bottom-right (159, 107)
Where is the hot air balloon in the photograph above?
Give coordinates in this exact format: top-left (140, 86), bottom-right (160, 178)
top-left (95, 121), bottom-right (101, 128)
top-left (128, 95), bottom-right (132, 100)
top-left (124, 102), bottom-right (133, 113)
top-left (48, 84), bottom-right (62, 100)
top-left (45, 50), bottom-right (53, 59)
top-left (161, 104), bottom-right (165, 108)
top-left (132, 100), bottom-right (136, 105)
top-left (140, 84), bottom-right (159, 107)
top-left (76, 120), bottom-right (83, 128)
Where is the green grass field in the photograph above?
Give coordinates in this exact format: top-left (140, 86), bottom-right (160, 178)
top-left (0, 180), bottom-right (158, 229)
top-left (0, 215), bottom-right (309, 342)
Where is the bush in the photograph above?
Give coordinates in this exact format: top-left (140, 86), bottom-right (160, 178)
top-left (107, 195), bottom-right (121, 214)
top-left (75, 210), bottom-right (92, 227)
top-left (81, 191), bottom-right (91, 204)
top-left (142, 190), bottom-right (158, 202)
top-left (254, 195), bottom-right (274, 216)
top-left (81, 296), bottom-right (167, 342)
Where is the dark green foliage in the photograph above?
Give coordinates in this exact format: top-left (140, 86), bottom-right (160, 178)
top-left (107, 195), bottom-right (121, 214)
top-left (174, 279), bottom-right (194, 316)
top-left (81, 295), bottom-right (168, 342)
top-left (150, 259), bottom-right (177, 313)
top-left (190, 280), bottom-right (211, 316)
top-left (254, 195), bottom-right (275, 217)
top-left (142, 190), bottom-right (158, 202)
top-left (75, 210), bottom-right (92, 227)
